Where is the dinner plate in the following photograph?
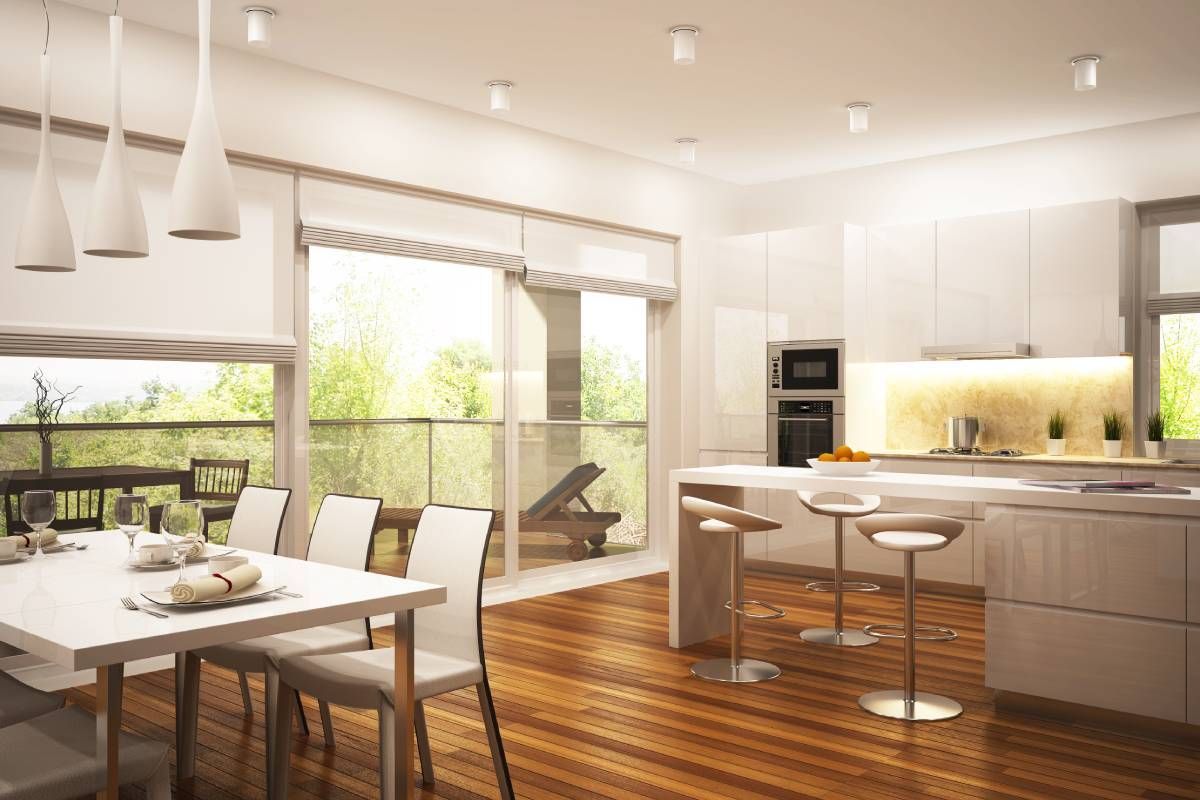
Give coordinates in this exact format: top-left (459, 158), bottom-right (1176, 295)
top-left (126, 558), bottom-right (182, 571)
top-left (0, 553), bottom-right (31, 565)
top-left (141, 583), bottom-right (283, 607)
top-left (17, 543), bottom-right (73, 555)
top-left (188, 547), bottom-right (236, 563)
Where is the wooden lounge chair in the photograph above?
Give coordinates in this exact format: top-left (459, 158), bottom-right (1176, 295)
top-left (375, 462), bottom-right (621, 561)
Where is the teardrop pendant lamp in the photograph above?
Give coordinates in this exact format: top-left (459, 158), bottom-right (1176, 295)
top-left (14, 2), bottom-right (76, 272)
top-left (169, 0), bottom-right (240, 240)
top-left (84, 11), bottom-right (148, 258)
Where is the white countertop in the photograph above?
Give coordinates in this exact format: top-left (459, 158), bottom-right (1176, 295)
top-left (871, 449), bottom-right (1200, 470)
top-left (671, 465), bottom-right (1200, 517)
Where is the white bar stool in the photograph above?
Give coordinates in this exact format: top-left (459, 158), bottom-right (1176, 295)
top-left (795, 491), bottom-right (882, 647)
top-left (681, 496), bottom-right (786, 683)
top-left (855, 513), bottom-right (965, 721)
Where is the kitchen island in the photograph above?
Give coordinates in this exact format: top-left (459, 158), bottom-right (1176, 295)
top-left (670, 465), bottom-right (1200, 727)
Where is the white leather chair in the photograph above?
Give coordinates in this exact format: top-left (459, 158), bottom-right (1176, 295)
top-left (272, 504), bottom-right (514, 800)
top-left (856, 513), bottom-right (965, 721)
top-left (175, 493), bottom-right (382, 790)
top-left (0, 669), bottom-right (64, 728)
top-left (0, 705), bottom-right (170, 799)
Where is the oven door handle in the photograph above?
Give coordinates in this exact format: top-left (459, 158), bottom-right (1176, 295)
top-left (777, 416), bottom-right (831, 423)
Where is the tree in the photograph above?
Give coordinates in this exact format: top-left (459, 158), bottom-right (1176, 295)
top-left (421, 340), bottom-right (494, 419)
top-left (1161, 314), bottom-right (1200, 439)
top-left (580, 338), bottom-right (645, 422)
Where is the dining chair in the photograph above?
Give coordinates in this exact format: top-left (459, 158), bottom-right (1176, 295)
top-left (0, 705), bottom-right (170, 799)
top-left (176, 493), bottom-right (382, 787)
top-left (0, 668), bottom-right (64, 728)
top-left (4, 486), bottom-right (106, 534)
top-left (272, 504), bottom-right (514, 800)
top-left (150, 457), bottom-right (250, 536)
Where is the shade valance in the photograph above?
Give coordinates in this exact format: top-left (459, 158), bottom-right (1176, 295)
top-left (522, 216), bottom-right (677, 301)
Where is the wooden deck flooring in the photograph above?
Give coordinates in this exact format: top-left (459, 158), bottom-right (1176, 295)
top-left (63, 570), bottom-right (1200, 799)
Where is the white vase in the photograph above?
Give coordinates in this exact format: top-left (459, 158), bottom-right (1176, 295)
top-left (1102, 440), bottom-right (1122, 458)
top-left (1144, 441), bottom-right (1164, 459)
top-left (1046, 438), bottom-right (1066, 456)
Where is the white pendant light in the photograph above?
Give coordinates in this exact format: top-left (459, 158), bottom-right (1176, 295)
top-left (488, 81), bottom-right (512, 112)
top-left (1072, 55), bottom-right (1100, 91)
top-left (847, 103), bottom-right (870, 134)
top-left (245, 6), bottom-right (274, 48)
top-left (675, 138), bottom-right (697, 165)
top-left (670, 26), bottom-right (699, 65)
top-left (84, 13), bottom-right (148, 258)
top-left (15, 3), bottom-right (75, 272)
top-left (170, 0), bottom-right (240, 240)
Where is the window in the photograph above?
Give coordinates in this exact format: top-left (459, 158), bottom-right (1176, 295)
top-left (1159, 315), bottom-right (1200, 439)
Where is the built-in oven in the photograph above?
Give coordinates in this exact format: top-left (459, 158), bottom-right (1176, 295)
top-left (768, 339), bottom-right (844, 397)
top-left (768, 397), bottom-right (845, 467)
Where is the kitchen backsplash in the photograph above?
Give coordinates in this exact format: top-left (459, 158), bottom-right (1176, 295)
top-left (883, 356), bottom-right (1134, 456)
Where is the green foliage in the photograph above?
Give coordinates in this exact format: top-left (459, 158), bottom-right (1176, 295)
top-left (1046, 410), bottom-right (1066, 440)
top-left (1102, 410), bottom-right (1126, 441)
top-left (1146, 409), bottom-right (1166, 442)
top-left (1160, 314), bottom-right (1200, 439)
top-left (580, 338), bottom-right (646, 422)
top-left (421, 340), bottom-right (494, 419)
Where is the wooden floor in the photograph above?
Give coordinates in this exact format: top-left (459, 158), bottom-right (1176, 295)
top-left (65, 570), bottom-right (1200, 799)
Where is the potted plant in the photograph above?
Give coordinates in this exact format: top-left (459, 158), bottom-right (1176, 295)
top-left (1145, 410), bottom-right (1166, 459)
top-left (1046, 410), bottom-right (1066, 456)
top-left (1101, 410), bottom-right (1126, 458)
top-left (31, 370), bottom-right (78, 477)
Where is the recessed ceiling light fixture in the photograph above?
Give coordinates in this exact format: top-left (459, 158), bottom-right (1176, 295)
top-left (244, 6), bottom-right (275, 48)
top-left (488, 81), bottom-right (512, 112)
top-left (670, 26), bottom-right (699, 65)
top-left (675, 138), bottom-right (698, 165)
top-left (1071, 55), bottom-right (1100, 91)
top-left (847, 103), bottom-right (870, 134)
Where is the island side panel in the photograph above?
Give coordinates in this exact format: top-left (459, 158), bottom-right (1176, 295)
top-left (670, 479), bottom-right (743, 648)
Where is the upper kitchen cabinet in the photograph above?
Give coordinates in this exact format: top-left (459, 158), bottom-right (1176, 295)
top-left (936, 210), bottom-right (1030, 346)
top-left (1029, 198), bottom-right (1134, 357)
top-left (766, 224), bottom-right (865, 346)
top-left (699, 233), bottom-right (768, 452)
top-left (865, 221), bottom-right (936, 362)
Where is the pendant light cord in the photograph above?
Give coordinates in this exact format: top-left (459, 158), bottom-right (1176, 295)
top-left (41, 0), bottom-right (49, 55)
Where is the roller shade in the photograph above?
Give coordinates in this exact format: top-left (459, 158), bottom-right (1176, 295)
top-left (298, 177), bottom-right (524, 271)
top-left (1147, 292), bottom-right (1200, 316)
top-left (0, 324), bottom-right (296, 363)
top-left (522, 216), bottom-right (677, 301)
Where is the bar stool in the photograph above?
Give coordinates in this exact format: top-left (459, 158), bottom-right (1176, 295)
top-left (855, 513), bottom-right (964, 721)
top-left (795, 491), bottom-right (882, 647)
top-left (681, 496), bottom-right (786, 683)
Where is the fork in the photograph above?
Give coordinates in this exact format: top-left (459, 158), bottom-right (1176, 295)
top-left (121, 596), bottom-right (168, 619)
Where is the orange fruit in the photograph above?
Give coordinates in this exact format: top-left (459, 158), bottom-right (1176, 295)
top-left (837, 456), bottom-right (851, 462)
top-left (834, 445), bottom-right (854, 460)
top-left (852, 451), bottom-right (870, 462)
top-left (818, 453), bottom-right (836, 462)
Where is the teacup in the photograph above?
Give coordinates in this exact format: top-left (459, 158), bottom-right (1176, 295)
top-left (0, 538), bottom-right (18, 559)
top-left (137, 543), bottom-right (175, 565)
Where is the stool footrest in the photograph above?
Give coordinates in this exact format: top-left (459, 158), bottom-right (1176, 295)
top-left (804, 580), bottom-right (880, 594)
top-left (724, 599), bottom-right (786, 620)
top-left (862, 623), bottom-right (957, 642)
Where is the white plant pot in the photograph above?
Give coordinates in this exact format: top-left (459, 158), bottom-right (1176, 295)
top-left (1102, 440), bottom-right (1122, 458)
top-left (1046, 438), bottom-right (1066, 456)
top-left (1144, 441), bottom-right (1164, 459)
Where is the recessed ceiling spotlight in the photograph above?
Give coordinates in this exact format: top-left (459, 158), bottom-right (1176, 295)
top-left (1071, 55), bottom-right (1100, 91)
top-left (488, 81), bottom-right (513, 112)
top-left (847, 103), bottom-right (870, 134)
top-left (670, 26), bottom-right (699, 65)
top-left (244, 6), bottom-right (275, 48)
top-left (675, 138), bottom-right (698, 165)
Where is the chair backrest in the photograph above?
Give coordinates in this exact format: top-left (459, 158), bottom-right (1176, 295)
top-left (306, 493), bottom-right (381, 639)
top-left (681, 495), bottom-right (781, 533)
top-left (405, 504), bottom-right (495, 666)
top-left (855, 513), bottom-right (964, 543)
top-left (526, 462), bottom-right (603, 520)
top-left (226, 486), bottom-right (291, 555)
top-left (190, 458), bottom-right (249, 502)
top-left (5, 488), bottom-right (106, 534)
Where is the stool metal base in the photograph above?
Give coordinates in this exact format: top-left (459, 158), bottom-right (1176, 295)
top-left (858, 689), bottom-right (962, 721)
top-left (691, 657), bottom-right (781, 683)
top-left (800, 627), bottom-right (878, 647)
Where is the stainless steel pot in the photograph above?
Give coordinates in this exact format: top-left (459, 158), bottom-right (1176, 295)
top-left (948, 416), bottom-right (981, 449)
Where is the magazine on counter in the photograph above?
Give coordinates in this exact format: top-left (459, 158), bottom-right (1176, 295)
top-left (1018, 479), bottom-right (1192, 495)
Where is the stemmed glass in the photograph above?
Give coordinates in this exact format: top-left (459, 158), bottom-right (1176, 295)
top-left (115, 494), bottom-right (148, 559)
top-left (19, 490), bottom-right (56, 559)
top-left (161, 500), bottom-right (204, 586)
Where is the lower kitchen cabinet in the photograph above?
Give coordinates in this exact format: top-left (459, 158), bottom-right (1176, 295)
top-left (1190, 627), bottom-right (1200, 724)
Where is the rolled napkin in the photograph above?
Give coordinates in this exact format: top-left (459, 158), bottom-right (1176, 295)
top-left (180, 535), bottom-right (205, 559)
top-left (11, 528), bottom-right (57, 549)
top-left (169, 563), bottom-right (262, 603)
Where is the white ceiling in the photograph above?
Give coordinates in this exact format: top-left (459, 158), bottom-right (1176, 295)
top-left (65, 0), bottom-right (1200, 185)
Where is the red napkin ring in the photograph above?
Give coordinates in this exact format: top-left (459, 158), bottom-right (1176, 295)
top-left (17, 534), bottom-right (31, 547)
top-left (212, 572), bottom-right (234, 594)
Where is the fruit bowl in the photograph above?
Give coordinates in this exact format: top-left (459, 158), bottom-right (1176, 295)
top-left (806, 458), bottom-right (880, 476)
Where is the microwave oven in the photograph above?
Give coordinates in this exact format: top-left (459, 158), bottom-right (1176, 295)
top-left (767, 339), bottom-right (845, 397)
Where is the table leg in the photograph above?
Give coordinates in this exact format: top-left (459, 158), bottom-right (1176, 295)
top-left (669, 480), bottom-right (743, 648)
top-left (176, 651), bottom-right (200, 780)
top-left (97, 662), bottom-right (124, 800)
top-left (393, 610), bottom-right (415, 800)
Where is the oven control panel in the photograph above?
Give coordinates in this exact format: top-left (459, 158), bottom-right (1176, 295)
top-left (769, 354), bottom-right (781, 390)
top-left (777, 400), bottom-right (834, 415)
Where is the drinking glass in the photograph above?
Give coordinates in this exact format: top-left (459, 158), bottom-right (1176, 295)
top-left (19, 490), bottom-right (56, 559)
top-left (161, 500), bottom-right (204, 585)
top-left (115, 494), bottom-right (148, 558)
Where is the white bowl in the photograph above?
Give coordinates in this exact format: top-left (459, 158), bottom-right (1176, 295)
top-left (806, 458), bottom-right (880, 476)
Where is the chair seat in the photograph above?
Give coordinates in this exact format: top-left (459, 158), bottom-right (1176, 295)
top-left (869, 531), bottom-right (949, 552)
top-left (805, 502), bottom-right (878, 517)
top-left (279, 647), bottom-right (484, 709)
top-left (0, 670), bottom-right (64, 729)
top-left (0, 705), bottom-right (167, 800)
top-left (197, 625), bottom-right (369, 674)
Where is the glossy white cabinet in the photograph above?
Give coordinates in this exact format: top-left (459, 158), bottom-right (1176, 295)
top-left (699, 234), bottom-right (767, 453)
top-left (698, 450), bottom-right (769, 558)
top-left (1189, 627), bottom-right (1200, 724)
top-left (865, 222), bottom-right (935, 362)
top-left (935, 210), bottom-right (1030, 346)
top-left (875, 458), bottom-right (976, 519)
top-left (767, 225), bottom-right (845, 342)
top-left (1029, 199), bottom-right (1133, 358)
top-left (1190, 526), bottom-right (1200, 623)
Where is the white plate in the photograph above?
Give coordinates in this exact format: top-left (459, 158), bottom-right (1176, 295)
top-left (127, 558), bottom-right (183, 571)
top-left (806, 458), bottom-right (880, 476)
top-left (17, 543), bottom-right (72, 554)
top-left (0, 553), bottom-right (31, 565)
top-left (188, 547), bottom-right (236, 563)
top-left (141, 583), bottom-right (282, 607)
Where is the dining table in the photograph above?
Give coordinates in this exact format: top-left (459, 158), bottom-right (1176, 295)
top-left (0, 529), bottom-right (446, 800)
top-left (3, 464), bottom-right (197, 502)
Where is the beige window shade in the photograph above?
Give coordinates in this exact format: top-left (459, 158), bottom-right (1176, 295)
top-left (522, 216), bottom-right (677, 301)
top-left (0, 324), bottom-right (296, 363)
top-left (298, 177), bottom-right (524, 271)
top-left (1147, 292), bottom-right (1200, 316)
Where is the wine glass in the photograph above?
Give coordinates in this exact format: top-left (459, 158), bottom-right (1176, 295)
top-left (19, 490), bottom-right (56, 559)
top-left (161, 500), bottom-right (204, 585)
top-left (115, 494), bottom-right (148, 559)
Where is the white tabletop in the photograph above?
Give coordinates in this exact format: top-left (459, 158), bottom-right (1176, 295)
top-left (0, 531), bottom-right (445, 670)
top-left (671, 465), bottom-right (1200, 517)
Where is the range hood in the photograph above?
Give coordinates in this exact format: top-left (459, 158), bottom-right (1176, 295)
top-left (920, 343), bottom-right (1030, 360)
